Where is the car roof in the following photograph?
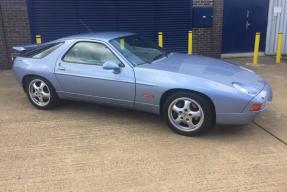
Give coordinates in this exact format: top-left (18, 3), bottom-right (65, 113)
top-left (58, 32), bottom-right (135, 42)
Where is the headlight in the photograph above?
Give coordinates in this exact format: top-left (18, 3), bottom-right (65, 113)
top-left (232, 82), bottom-right (259, 96)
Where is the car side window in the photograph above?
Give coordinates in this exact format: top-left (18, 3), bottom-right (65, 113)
top-left (63, 41), bottom-right (121, 65)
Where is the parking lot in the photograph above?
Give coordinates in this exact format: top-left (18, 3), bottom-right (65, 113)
top-left (0, 57), bottom-right (286, 191)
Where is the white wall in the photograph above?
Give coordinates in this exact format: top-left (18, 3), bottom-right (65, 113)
top-left (265, 0), bottom-right (287, 55)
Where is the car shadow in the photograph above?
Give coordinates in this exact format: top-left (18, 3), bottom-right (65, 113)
top-left (56, 100), bottom-right (248, 137)
top-left (207, 124), bottom-right (248, 136)
top-left (58, 100), bottom-right (160, 120)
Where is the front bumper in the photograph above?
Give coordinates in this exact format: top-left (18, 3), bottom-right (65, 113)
top-left (246, 82), bottom-right (272, 112)
top-left (216, 83), bottom-right (272, 125)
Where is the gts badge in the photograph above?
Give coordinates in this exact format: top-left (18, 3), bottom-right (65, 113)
top-left (143, 93), bottom-right (155, 99)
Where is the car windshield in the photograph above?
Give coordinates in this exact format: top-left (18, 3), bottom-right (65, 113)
top-left (110, 35), bottom-right (167, 65)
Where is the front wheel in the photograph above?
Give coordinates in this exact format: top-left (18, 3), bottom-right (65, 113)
top-left (163, 92), bottom-right (214, 136)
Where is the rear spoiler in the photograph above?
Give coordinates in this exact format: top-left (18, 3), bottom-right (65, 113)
top-left (12, 44), bottom-right (38, 52)
top-left (12, 44), bottom-right (38, 60)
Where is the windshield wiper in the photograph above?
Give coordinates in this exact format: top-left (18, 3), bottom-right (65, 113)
top-left (151, 53), bottom-right (167, 63)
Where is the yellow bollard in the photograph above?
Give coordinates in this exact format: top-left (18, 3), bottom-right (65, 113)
top-left (158, 32), bottom-right (163, 48)
top-left (253, 32), bottom-right (260, 65)
top-left (188, 31), bottom-right (193, 55)
top-left (276, 32), bottom-right (283, 64)
top-left (120, 38), bottom-right (125, 49)
top-left (35, 35), bottom-right (42, 44)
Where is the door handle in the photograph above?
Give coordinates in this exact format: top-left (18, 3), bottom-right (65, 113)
top-left (58, 63), bottom-right (65, 70)
top-left (246, 21), bottom-right (251, 30)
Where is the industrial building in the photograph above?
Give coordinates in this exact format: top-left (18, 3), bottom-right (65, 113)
top-left (0, 0), bottom-right (286, 69)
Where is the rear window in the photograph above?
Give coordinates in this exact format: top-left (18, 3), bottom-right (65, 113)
top-left (22, 42), bottom-right (63, 59)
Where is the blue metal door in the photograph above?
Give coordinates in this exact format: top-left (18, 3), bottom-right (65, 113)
top-left (222, 0), bottom-right (269, 53)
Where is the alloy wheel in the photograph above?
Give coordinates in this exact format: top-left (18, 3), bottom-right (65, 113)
top-left (28, 79), bottom-right (51, 107)
top-left (168, 97), bottom-right (204, 132)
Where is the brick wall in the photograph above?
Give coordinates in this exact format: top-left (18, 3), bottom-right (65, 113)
top-left (192, 0), bottom-right (224, 57)
top-left (0, 3), bottom-right (9, 69)
top-left (0, 0), bottom-right (31, 69)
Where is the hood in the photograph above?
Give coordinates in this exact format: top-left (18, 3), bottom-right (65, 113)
top-left (138, 53), bottom-right (266, 91)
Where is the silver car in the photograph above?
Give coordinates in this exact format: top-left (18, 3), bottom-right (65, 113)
top-left (12, 32), bottom-right (272, 136)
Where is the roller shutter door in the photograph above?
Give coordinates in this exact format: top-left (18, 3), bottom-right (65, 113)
top-left (27, 0), bottom-right (192, 52)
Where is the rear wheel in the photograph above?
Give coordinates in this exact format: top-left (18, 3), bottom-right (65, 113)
top-left (25, 76), bottom-right (60, 109)
top-left (163, 92), bottom-right (214, 136)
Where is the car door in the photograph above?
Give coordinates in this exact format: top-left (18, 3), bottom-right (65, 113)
top-left (54, 40), bottom-right (135, 107)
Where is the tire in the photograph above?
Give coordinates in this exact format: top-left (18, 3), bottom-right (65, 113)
top-left (24, 76), bottom-right (60, 110)
top-left (163, 91), bottom-right (214, 136)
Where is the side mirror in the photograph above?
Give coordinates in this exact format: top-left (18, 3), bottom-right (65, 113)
top-left (102, 61), bottom-right (121, 74)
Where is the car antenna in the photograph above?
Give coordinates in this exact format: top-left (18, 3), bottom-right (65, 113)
top-left (79, 19), bottom-right (93, 33)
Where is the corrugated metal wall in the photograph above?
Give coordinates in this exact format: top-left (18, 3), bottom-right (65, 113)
top-left (265, 0), bottom-right (287, 55)
top-left (27, 0), bottom-right (193, 53)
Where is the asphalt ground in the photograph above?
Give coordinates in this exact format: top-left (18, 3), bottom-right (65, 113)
top-left (0, 57), bottom-right (286, 191)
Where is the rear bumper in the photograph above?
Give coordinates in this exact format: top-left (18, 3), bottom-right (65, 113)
top-left (216, 83), bottom-right (272, 125)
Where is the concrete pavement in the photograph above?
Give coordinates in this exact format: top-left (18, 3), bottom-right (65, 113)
top-left (0, 59), bottom-right (286, 191)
